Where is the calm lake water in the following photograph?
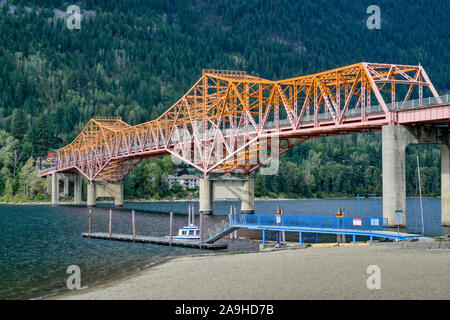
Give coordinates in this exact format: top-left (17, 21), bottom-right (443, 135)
top-left (0, 198), bottom-right (447, 300)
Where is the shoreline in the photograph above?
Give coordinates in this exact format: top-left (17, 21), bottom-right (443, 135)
top-left (48, 244), bottom-right (450, 300)
top-left (0, 196), bottom-right (441, 206)
top-left (45, 251), bottom-right (221, 300)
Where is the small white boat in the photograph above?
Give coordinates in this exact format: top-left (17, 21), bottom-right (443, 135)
top-left (173, 225), bottom-right (200, 240)
top-left (171, 203), bottom-right (200, 241)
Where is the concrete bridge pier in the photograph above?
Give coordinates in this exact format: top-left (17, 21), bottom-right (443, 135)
top-left (199, 178), bottom-right (213, 215)
top-left (74, 174), bottom-right (82, 205)
top-left (62, 177), bottom-right (69, 198)
top-left (87, 181), bottom-right (124, 207)
top-left (51, 173), bottom-right (59, 205)
top-left (441, 144), bottom-right (450, 226)
top-left (51, 172), bottom-right (83, 205)
top-left (240, 179), bottom-right (255, 214)
top-left (382, 125), bottom-right (450, 227)
top-left (200, 177), bottom-right (255, 215)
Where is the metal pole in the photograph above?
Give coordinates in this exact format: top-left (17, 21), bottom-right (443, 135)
top-left (132, 210), bottom-right (136, 239)
top-left (342, 208), bottom-right (346, 243)
top-left (88, 208), bottom-right (92, 236)
top-left (188, 203), bottom-right (191, 226)
top-left (169, 211), bottom-right (173, 245)
top-left (417, 156), bottom-right (425, 235)
top-left (109, 209), bottom-right (112, 237)
top-left (199, 212), bottom-right (203, 247)
top-left (191, 203), bottom-right (195, 226)
top-left (280, 206), bottom-right (285, 242)
top-left (230, 205), bottom-right (237, 239)
top-left (229, 205), bottom-right (234, 239)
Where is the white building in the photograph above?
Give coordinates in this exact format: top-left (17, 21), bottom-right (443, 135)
top-left (167, 174), bottom-right (200, 189)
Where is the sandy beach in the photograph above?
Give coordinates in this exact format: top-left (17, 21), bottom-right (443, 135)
top-left (52, 244), bottom-right (450, 300)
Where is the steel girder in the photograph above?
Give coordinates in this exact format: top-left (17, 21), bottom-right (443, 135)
top-left (54, 63), bottom-right (440, 182)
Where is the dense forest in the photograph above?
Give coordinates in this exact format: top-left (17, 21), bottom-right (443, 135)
top-left (0, 0), bottom-right (448, 201)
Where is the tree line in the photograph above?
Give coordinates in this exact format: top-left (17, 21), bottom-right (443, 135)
top-left (0, 0), bottom-right (448, 201)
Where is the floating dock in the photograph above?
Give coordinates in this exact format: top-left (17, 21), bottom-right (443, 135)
top-left (82, 232), bottom-right (228, 250)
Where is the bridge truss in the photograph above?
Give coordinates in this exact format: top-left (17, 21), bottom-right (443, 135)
top-left (52, 62), bottom-right (443, 182)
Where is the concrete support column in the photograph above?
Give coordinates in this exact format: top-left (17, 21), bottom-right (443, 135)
top-left (62, 178), bottom-right (69, 198)
top-left (441, 144), bottom-right (450, 226)
top-left (51, 173), bottom-right (59, 205)
top-left (199, 178), bottom-right (213, 215)
top-left (95, 182), bottom-right (124, 207)
top-left (240, 179), bottom-right (255, 214)
top-left (74, 174), bottom-right (82, 205)
top-left (87, 181), bottom-right (96, 207)
top-left (114, 183), bottom-right (124, 207)
top-left (382, 125), bottom-right (408, 227)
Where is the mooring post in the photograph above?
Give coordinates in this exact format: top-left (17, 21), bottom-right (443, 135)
top-left (199, 212), bottom-right (203, 249)
top-left (188, 204), bottom-right (192, 225)
top-left (169, 211), bottom-right (173, 246)
top-left (109, 209), bottom-right (112, 237)
top-left (229, 205), bottom-right (237, 239)
top-left (280, 206), bottom-right (285, 243)
top-left (88, 208), bottom-right (92, 236)
top-left (132, 210), bottom-right (136, 240)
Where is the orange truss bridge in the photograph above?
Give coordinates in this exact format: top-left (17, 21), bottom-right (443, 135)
top-left (41, 62), bottom-right (449, 182)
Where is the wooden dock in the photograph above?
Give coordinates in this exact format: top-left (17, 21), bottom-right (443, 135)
top-left (82, 232), bottom-right (228, 250)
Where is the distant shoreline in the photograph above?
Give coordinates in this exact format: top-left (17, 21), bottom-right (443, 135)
top-left (0, 196), bottom-right (441, 206)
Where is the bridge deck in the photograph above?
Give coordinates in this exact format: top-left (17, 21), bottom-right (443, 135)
top-left (82, 232), bottom-right (228, 250)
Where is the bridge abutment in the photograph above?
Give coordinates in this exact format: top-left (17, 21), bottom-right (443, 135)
top-left (382, 125), bottom-right (449, 228)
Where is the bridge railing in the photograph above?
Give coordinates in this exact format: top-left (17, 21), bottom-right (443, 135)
top-left (389, 94), bottom-right (449, 111)
top-left (229, 214), bottom-right (388, 231)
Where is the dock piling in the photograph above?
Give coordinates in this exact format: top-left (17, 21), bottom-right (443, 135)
top-left (188, 204), bottom-right (192, 225)
top-left (199, 212), bottom-right (203, 249)
top-left (169, 211), bottom-right (173, 245)
top-left (229, 205), bottom-right (237, 239)
top-left (132, 210), bottom-right (136, 240)
top-left (88, 208), bottom-right (92, 236)
top-left (109, 209), bottom-right (112, 237)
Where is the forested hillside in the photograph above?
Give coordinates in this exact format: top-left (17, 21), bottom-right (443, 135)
top-left (0, 0), bottom-right (448, 201)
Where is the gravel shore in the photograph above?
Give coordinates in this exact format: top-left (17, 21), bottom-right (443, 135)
top-left (53, 244), bottom-right (450, 300)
